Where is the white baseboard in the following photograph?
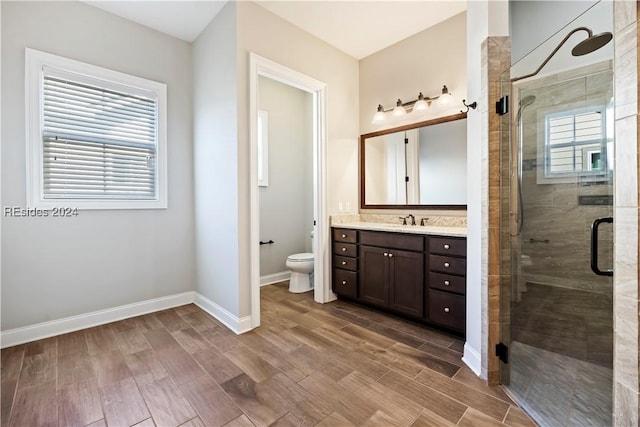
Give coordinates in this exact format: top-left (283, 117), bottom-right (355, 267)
top-left (193, 292), bottom-right (253, 334)
top-left (1, 292), bottom-right (195, 349)
top-left (260, 271), bottom-right (290, 286)
top-left (1, 291), bottom-right (256, 348)
top-left (462, 342), bottom-right (482, 376)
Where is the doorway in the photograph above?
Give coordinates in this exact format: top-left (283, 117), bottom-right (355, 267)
top-left (257, 77), bottom-right (313, 288)
top-left (248, 53), bottom-right (329, 328)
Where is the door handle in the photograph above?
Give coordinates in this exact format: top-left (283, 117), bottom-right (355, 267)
top-left (590, 216), bottom-right (613, 277)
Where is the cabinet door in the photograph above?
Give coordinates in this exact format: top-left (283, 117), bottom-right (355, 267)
top-left (389, 249), bottom-right (424, 317)
top-left (359, 245), bottom-right (389, 307)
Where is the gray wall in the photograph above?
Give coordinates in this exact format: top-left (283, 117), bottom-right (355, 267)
top-left (193, 3), bottom-right (240, 316)
top-left (258, 77), bottom-right (313, 276)
top-left (192, 1), bottom-right (359, 319)
top-left (418, 119), bottom-right (467, 205)
top-left (1, 1), bottom-right (195, 330)
top-left (510, 0), bottom-right (600, 63)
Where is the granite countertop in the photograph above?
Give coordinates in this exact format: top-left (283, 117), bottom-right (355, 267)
top-left (332, 221), bottom-right (467, 237)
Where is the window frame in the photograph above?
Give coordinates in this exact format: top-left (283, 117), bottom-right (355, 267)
top-left (25, 48), bottom-right (167, 210)
top-left (542, 105), bottom-right (607, 180)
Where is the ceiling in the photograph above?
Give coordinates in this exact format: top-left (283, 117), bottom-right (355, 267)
top-left (85, 1), bottom-right (466, 60)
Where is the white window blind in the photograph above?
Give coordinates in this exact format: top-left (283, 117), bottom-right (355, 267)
top-left (545, 108), bottom-right (605, 176)
top-left (42, 75), bottom-right (158, 199)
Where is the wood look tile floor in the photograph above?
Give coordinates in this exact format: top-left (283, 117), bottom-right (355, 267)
top-left (1, 282), bottom-right (536, 427)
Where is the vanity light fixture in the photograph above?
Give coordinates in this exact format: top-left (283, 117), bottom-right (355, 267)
top-left (372, 105), bottom-right (386, 124)
top-left (392, 99), bottom-right (407, 117)
top-left (371, 85), bottom-right (453, 124)
top-left (438, 85), bottom-right (452, 104)
top-left (413, 92), bottom-right (429, 112)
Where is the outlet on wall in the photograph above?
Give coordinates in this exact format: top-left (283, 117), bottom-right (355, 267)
top-left (345, 202), bottom-right (350, 212)
top-left (338, 202), bottom-right (343, 212)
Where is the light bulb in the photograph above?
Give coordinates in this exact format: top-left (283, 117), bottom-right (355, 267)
top-left (439, 85), bottom-right (452, 105)
top-left (413, 92), bottom-right (429, 112)
top-left (392, 99), bottom-right (406, 117)
top-left (371, 104), bottom-right (386, 124)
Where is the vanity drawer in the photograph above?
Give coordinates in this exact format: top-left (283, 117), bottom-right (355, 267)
top-left (333, 228), bottom-right (357, 244)
top-left (429, 272), bottom-right (466, 295)
top-left (333, 269), bottom-right (357, 298)
top-left (428, 290), bottom-right (465, 331)
top-left (429, 254), bottom-right (466, 276)
top-left (429, 237), bottom-right (467, 257)
top-left (334, 242), bottom-right (357, 257)
top-left (360, 230), bottom-right (424, 252)
top-left (334, 255), bottom-right (357, 271)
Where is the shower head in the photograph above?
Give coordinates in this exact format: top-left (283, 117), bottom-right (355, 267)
top-left (572, 31), bottom-right (613, 56)
top-left (520, 95), bottom-right (536, 108)
top-left (512, 26), bottom-right (613, 82)
top-left (516, 95), bottom-right (536, 122)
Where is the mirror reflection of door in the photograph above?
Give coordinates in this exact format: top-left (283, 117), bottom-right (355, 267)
top-left (406, 129), bottom-right (420, 204)
top-left (363, 129), bottom-right (420, 205)
top-left (361, 114), bottom-right (467, 207)
top-left (385, 131), bottom-right (407, 204)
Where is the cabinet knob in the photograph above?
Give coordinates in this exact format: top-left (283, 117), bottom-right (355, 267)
top-left (341, 234), bottom-right (347, 238)
top-left (383, 252), bottom-right (388, 257)
top-left (341, 261), bottom-right (347, 265)
top-left (444, 262), bottom-right (450, 268)
top-left (444, 244), bottom-right (450, 249)
top-left (341, 247), bottom-right (347, 252)
top-left (342, 280), bottom-right (347, 285)
top-left (444, 280), bottom-right (450, 286)
top-left (444, 307), bottom-right (450, 313)
top-left (388, 253), bottom-right (393, 258)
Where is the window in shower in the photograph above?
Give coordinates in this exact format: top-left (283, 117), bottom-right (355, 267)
top-left (543, 106), bottom-right (607, 179)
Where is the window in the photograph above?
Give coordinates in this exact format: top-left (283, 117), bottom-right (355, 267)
top-left (26, 49), bottom-right (167, 209)
top-left (257, 110), bottom-right (269, 187)
top-left (544, 107), bottom-right (606, 179)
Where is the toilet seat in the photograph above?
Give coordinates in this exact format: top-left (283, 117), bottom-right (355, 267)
top-left (287, 252), bottom-right (313, 262)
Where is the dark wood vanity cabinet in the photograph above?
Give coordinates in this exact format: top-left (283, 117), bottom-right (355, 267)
top-left (331, 227), bottom-right (466, 334)
top-left (359, 230), bottom-right (424, 317)
top-left (358, 245), bottom-right (388, 307)
top-left (388, 249), bottom-right (425, 317)
top-left (427, 237), bottom-right (467, 332)
top-left (358, 245), bottom-right (425, 317)
top-left (332, 228), bottom-right (358, 298)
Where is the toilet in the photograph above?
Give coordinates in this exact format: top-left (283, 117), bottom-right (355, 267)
top-left (286, 252), bottom-right (314, 293)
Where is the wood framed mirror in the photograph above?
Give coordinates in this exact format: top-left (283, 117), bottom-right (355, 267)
top-left (360, 112), bottom-right (467, 210)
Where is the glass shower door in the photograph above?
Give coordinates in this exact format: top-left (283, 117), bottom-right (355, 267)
top-left (500, 8), bottom-right (614, 424)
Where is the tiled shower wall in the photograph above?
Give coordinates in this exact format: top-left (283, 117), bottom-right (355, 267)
top-left (612, 1), bottom-right (639, 424)
top-left (482, 35), bottom-right (511, 385)
top-left (516, 63), bottom-right (614, 296)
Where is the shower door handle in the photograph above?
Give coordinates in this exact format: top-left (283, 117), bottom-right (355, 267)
top-left (590, 216), bottom-right (613, 277)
